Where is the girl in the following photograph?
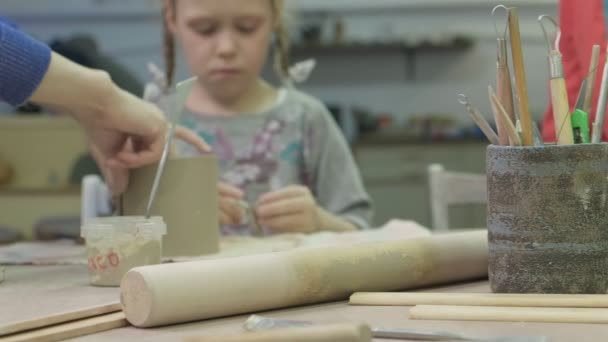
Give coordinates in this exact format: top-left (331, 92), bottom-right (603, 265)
top-left (158, 0), bottom-right (372, 235)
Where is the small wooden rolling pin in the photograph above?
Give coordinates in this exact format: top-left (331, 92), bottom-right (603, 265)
top-left (349, 292), bottom-right (608, 308)
top-left (409, 305), bottom-right (608, 324)
top-left (183, 323), bottom-right (372, 342)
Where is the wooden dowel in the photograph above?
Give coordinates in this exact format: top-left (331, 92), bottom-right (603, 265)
top-left (0, 303), bottom-right (121, 337)
top-left (409, 305), bottom-right (608, 324)
top-left (489, 87), bottom-right (521, 146)
top-left (350, 292), bottom-right (608, 308)
top-left (3, 312), bottom-right (127, 342)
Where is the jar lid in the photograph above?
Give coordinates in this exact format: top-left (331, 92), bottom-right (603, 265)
top-left (81, 216), bottom-right (167, 236)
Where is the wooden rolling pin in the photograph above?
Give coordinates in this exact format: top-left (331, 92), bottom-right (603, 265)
top-left (350, 292), bottom-right (608, 308)
top-left (409, 305), bottom-right (608, 324)
top-left (121, 230), bottom-right (488, 328)
top-left (184, 323), bottom-right (372, 342)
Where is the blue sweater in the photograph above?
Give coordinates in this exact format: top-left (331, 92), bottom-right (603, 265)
top-left (0, 18), bottom-right (51, 106)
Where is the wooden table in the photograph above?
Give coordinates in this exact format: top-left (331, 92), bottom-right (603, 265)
top-left (2, 265), bottom-right (606, 342)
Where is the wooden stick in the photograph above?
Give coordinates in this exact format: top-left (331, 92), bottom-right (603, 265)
top-left (550, 51), bottom-right (574, 145)
top-left (465, 106), bottom-right (500, 145)
top-left (496, 40), bottom-right (516, 145)
top-left (409, 305), bottom-right (608, 324)
top-left (508, 8), bottom-right (534, 146)
top-left (3, 312), bottom-right (127, 342)
top-left (592, 45), bottom-right (608, 143)
top-left (184, 323), bottom-right (372, 342)
top-left (121, 230), bottom-right (488, 328)
top-left (489, 87), bottom-right (521, 146)
top-left (0, 303), bottom-right (121, 336)
top-left (584, 45), bottom-right (601, 114)
top-left (350, 292), bottom-right (608, 308)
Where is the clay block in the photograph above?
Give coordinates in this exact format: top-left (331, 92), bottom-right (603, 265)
top-left (487, 144), bottom-right (608, 294)
top-left (122, 156), bottom-right (219, 257)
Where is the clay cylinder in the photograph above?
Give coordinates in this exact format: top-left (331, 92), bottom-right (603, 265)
top-left (122, 156), bottom-right (220, 258)
top-left (487, 144), bottom-right (608, 294)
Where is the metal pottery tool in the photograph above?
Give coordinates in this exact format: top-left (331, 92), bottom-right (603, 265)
top-left (492, 5), bottom-right (516, 146)
top-left (145, 77), bottom-right (197, 218)
top-left (592, 44), bottom-right (608, 143)
top-left (538, 14), bottom-right (573, 145)
top-left (243, 315), bottom-right (548, 342)
top-left (458, 94), bottom-right (500, 145)
top-left (571, 79), bottom-right (591, 144)
top-left (508, 7), bottom-right (534, 146)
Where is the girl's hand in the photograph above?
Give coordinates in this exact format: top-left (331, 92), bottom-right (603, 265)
top-left (218, 182), bottom-right (245, 225)
top-left (255, 186), bottom-right (321, 233)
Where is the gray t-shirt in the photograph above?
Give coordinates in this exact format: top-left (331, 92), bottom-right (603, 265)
top-left (176, 88), bottom-right (373, 234)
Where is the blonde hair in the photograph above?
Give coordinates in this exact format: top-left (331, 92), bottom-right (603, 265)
top-left (161, 0), bottom-right (290, 87)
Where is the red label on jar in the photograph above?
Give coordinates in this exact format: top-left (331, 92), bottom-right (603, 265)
top-left (88, 250), bottom-right (121, 271)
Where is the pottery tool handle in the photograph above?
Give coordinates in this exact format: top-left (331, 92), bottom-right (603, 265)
top-left (350, 292), bottom-right (608, 308)
top-left (497, 64), bottom-right (516, 145)
top-left (183, 323), bottom-right (372, 342)
top-left (121, 230), bottom-right (488, 328)
top-left (409, 305), bottom-right (608, 324)
top-left (496, 39), bottom-right (516, 145)
top-left (584, 45), bottom-right (601, 114)
top-left (550, 69), bottom-right (574, 145)
top-left (508, 8), bottom-right (534, 146)
top-left (489, 87), bottom-right (521, 146)
top-left (592, 46), bottom-right (608, 143)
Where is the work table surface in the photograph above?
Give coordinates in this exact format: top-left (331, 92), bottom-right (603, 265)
top-left (2, 265), bottom-right (606, 342)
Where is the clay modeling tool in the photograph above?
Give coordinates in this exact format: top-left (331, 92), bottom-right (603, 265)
top-left (584, 45), bottom-right (601, 114)
top-left (592, 44), bottom-right (608, 143)
top-left (538, 14), bottom-right (574, 145)
top-left (489, 86), bottom-right (521, 146)
top-left (492, 5), bottom-right (516, 146)
top-left (238, 201), bottom-right (264, 236)
top-left (508, 7), bottom-right (534, 146)
top-left (243, 315), bottom-right (547, 342)
top-left (145, 77), bottom-right (197, 218)
top-left (531, 121), bottom-right (544, 146)
top-left (458, 94), bottom-right (500, 145)
top-left (571, 79), bottom-right (591, 144)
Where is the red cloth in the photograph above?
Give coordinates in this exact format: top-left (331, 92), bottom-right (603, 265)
top-left (541, 0), bottom-right (608, 142)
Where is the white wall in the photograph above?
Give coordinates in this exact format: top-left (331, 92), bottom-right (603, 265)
top-left (2, 0), bottom-right (558, 122)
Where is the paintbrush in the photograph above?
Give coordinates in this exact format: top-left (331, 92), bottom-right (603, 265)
top-left (508, 7), bottom-right (534, 146)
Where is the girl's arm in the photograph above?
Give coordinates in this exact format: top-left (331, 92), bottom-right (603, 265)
top-left (303, 96), bottom-right (374, 231)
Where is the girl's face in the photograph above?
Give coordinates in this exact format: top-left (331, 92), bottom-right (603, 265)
top-left (167, 0), bottom-right (275, 101)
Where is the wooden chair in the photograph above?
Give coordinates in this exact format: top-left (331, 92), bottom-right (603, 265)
top-left (427, 163), bottom-right (487, 231)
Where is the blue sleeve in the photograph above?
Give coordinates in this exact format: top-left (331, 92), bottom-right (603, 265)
top-left (0, 20), bottom-right (51, 106)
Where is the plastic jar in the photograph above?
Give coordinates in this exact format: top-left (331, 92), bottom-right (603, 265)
top-left (81, 216), bottom-right (166, 287)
